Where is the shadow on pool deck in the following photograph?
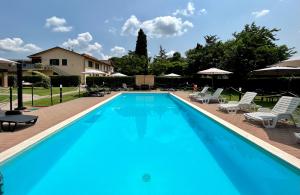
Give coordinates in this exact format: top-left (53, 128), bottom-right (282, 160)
top-left (174, 91), bottom-right (300, 159)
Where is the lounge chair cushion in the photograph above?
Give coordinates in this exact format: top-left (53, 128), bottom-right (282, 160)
top-left (0, 115), bottom-right (38, 131)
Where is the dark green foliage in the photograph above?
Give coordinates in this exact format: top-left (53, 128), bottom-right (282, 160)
top-left (135, 29), bottom-right (148, 74)
top-left (150, 46), bottom-right (187, 76)
top-left (86, 76), bottom-right (135, 88)
top-left (186, 35), bottom-right (225, 74)
top-left (50, 76), bottom-right (80, 87)
top-left (221, 23), bottom-right (295, 81)
top-left (110, 54), bottom-right (148, 76)
top-left (135, 29), bottom-right (148, 58)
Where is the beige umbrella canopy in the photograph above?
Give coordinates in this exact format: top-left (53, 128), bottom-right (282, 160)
top-left (252, 66), bottom-right (300, 76)
top-left (111, 72), bottom-right (127, 77)
top-left (164, 73), bottom-right (181, 77)
top-left (272, 56), bottom-right (300, 68)
top-left (197, 68), bottom-right (233, 88)
top-left (81, 69), bottom-right (105, 75)
top-left (197, 68), bottom-right (233, 75)
top-left (0, 57), bottom-right (17, 65)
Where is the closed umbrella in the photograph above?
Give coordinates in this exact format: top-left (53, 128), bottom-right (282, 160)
top-left (197, 68), bottom-right (233, 88)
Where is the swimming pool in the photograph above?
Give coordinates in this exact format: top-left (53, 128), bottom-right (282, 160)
top-left (0, 93), bottom-right (300, 194)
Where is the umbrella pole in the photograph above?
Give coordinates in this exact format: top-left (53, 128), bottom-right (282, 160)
top-left (212, 76), bottom-right (214, 89)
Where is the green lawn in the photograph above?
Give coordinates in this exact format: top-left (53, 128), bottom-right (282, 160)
top-left (24, 92), bottom-right (81, 107)
top-left (221, 91), bottom-right (278, 108)
top-left (0, 95), bottom-right (17, 102)
top-left (13, 87), bottom-right (79, 96)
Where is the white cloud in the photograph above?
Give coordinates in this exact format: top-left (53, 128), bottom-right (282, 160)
top-left (0, 37), bottom-right (41, 52)
top-left (173, 2), bottom-right (195, 16)
top-left (108, 27), bottom-right (117, 34)
top-left (121, 15), bottom-right (141, 36)
top-left (252, 9), bottom-right (270, 18)
top-left (62, 32), bottom-right (103, 54)
top-left (121, 15), bottom-right (193, 38)
top-left (111, 46), bottom-right (126, 57)
top-left (166, 50), bottom-right (176, 57)
top-left (45, 16), bottom-right (73, 32)
top-left (198, 9), bottom-right (207, 15)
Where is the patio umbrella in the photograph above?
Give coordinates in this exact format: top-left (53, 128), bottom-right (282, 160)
top-left (81, 69), bottom-right (105, 75)
top-left (164, 73), bottom-right (181, 77)
top-left (197, 68), bottom-right (233, 88)
top-left (0, 57), bottom-right (17, 65)
top-left (271, 56), bottom-right (300, 68)
top-left (111, 72), bottom-right (127, 77)
top-left (251, 66), bottom-right (300, 76)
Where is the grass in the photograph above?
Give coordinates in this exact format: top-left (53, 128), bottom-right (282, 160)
top-left (221, 91), bottom-right (277, 108)
top-left (0, 95), bottom-right (17, 102)
top-left (24, 92), bottom-right (82, 107)
top-left (12, 87), bottom-right (78, 96)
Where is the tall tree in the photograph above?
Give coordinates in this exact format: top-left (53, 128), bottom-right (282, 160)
top-left (222, 23), bottom-right (295, 82)
top-left (135, 29), bottom-right (148, 74)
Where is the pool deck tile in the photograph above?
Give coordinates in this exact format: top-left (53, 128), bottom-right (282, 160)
top-left (174, 91), bottom-right (300, 159)
top-left (0, 92), bottom-right (117, 153)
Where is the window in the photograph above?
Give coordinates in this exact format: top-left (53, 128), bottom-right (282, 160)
top-left (32, 58), bottom-right (41, 64)
top-left (49, 59), bottom-right (59, 66)
top-left (95, 63), bottom-right (99, 69)
top-left (88, 61), bottom-right (93, 68)
top-left (62, 59), bottom-right (68, 66)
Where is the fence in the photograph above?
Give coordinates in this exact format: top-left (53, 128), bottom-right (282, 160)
top-left (0, 85), bottom-right (84, 109)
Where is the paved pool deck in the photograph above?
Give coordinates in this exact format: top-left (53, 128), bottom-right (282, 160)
top-left (174, 91), bottom-right (300, 159)
top-left (0, 91), bottom-right (300, 160)
top-left (0, 92), bottom-right (117, 153)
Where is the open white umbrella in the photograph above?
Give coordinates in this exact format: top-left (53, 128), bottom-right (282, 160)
top-left (0, 57), bottom-right (17, 65)
top-left (81, 69), bottom-right (105, 75)
top-left (164, 73), bottom-right (181, 77)
top-left (111, 72), bottom-right (127, 77)
top-left (197, 68), bottom-right (233, 88)
top-left (252, 66), bottom-right (300, 76)
top-left (197, 68), bottom-right (233, 75)
top-left (272, 56), bottom-right (300, 68)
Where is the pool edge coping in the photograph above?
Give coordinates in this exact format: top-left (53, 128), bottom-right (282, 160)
top-left (0, 93), bottom-right (122, 164)
top-left (170, 93), bottom-right (300, 170)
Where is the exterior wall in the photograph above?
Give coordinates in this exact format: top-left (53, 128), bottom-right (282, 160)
top-left (83, 59), bottom-right (113, 74)
top-left (36, 48), bottom-right (85, 76)
top-left (30, 48), bottom-right (115, 83)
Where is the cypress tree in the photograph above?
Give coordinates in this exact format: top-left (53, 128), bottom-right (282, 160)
top-left (135, 29), bottom-right (148, 58)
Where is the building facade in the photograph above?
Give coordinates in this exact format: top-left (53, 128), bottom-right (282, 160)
top-left (28, 47), bottom-right (114, 83)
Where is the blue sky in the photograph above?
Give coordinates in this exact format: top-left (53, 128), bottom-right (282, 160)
top-left (0, 0), bottom-right (299, 60)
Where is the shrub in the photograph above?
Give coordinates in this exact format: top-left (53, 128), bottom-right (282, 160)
top-left (86, 76), bottom-right (135, 88)
top-left (50, 75), bottom-right (80, 87)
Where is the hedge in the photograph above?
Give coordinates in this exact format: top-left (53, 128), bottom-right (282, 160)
top-left (50, 76), bottom-right (80, 87)
top-left (8, 75), bottom-right (43, 86)
top-left (86, 76), bottom-right (300, 94)
top-left (86, 76), bottom-right (135, 88)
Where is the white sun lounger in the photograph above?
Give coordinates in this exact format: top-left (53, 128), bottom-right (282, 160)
top-left (244, 96), bottom-right (300, 128)
top-left (189, 86), bottom-right (209, 100)
top-left (219, 92), bottom-right (257, 114)
top-left (195, 88), bottom-right (223, 104)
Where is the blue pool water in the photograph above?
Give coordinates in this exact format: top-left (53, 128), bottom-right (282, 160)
top-left (1, 93), bottom-right (300, 195)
